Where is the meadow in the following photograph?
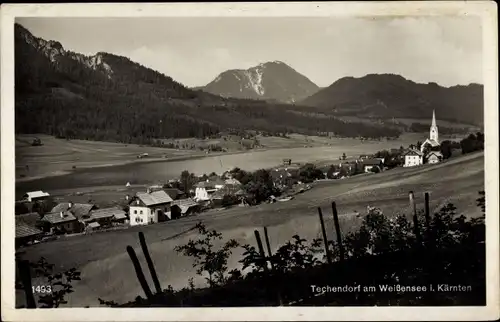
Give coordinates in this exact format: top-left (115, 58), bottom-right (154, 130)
top-left (16, 151), bottom-right (484, 307)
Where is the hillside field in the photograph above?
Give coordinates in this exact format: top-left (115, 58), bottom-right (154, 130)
top-left (16, 151), bottom-right (484, 307)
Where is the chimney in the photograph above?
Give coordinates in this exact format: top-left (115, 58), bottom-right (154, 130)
top-left (68, 201), bottom-right (73, 209)
top-left (125, 195), bottom-right (129, 201)
top-left (60, 211), bottom-right (64, 218)
top-left (146, 188), bottom-right (151, 194)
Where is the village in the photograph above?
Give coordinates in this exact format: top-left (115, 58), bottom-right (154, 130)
top-left (14, 111), bottom-right (482, 248)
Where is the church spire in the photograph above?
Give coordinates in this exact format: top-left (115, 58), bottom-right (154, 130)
top-left (430, 109), bottom-right (439, 143)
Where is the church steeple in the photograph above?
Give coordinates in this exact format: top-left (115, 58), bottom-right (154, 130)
top-left (430, 109), bottom-right (439, 142)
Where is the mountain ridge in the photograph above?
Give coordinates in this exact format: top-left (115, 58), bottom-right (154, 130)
top-left (15, 23), bottom-right (402, 143)
top-left (300, 73), bottom-right (484, 126)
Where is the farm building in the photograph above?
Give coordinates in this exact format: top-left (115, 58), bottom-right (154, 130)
top-left (163, 188), bottom-right (186, 200)
top-left (403, 149), bottom-right (424, 167)
top-left (426, 151), bottom-right (443, 164)
top-left (41, 211), bottom-right (80, 234)
top-left (15, 221), bottom-right (44, 247)
top-left (210, 184), bottom-right (244, 204)
top-left (361, 159), bottom-right (384, 173)
top-left (171, 198), bottom-right (200, 219)
top-left (51, 202), bottom-right (97, 222)
top-left (23, 190), bottom-right (50, 202)
top-left (194, 179), bottom-right (225, 201)
top-left (88, 207), bottom-right (128, 228)
top-left (129, 190), bottom-right (173, 226)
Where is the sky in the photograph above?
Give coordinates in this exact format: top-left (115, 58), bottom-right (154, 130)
top-left (16, 16), bottom-right (483, 88)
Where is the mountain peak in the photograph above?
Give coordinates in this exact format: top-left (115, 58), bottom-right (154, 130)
top-left (198, 61), bottom-right (319, 103)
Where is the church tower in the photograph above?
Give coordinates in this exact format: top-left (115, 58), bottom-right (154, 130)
top-left (429, 109), bottom-right (439, 142)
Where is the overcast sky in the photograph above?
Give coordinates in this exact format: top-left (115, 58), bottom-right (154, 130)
top-left (17, 16), bottom-right (482, 88)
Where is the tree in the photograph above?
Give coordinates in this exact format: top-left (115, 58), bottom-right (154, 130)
top-left (299, 163), bottom-right (324, 183)
top-left (244, 169), bottom-right (277, 203)
top-left (440, 140), bottom-right (453, 159)
top-left (174, 223), bottom-right (239, 287)
top-left (180, 170), bottom-right (196, 192)
top-left (342, 153), bottom-right (347, 161)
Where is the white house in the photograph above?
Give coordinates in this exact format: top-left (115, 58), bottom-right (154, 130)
top-left (421, 110), bottom-right (441, 153)
top-left (426, 151), bottom-right (443, 164)
top-left (194, 179), bottom-right (225, 201)
top-left (403, 149), bottom-right (424, 167)
top-left (24, 190), bottom-right (50, 202)
top-left (128, 190), bottom-right (173, 226)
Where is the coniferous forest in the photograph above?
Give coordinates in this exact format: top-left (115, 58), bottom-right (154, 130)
top-left (15, 23), bottom-right (402, 144)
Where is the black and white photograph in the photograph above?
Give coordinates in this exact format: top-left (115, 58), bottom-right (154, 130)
top-left (1, 2), bottom-right (498, 321)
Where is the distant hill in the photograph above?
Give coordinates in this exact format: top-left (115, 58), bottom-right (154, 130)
top-left (14, 24), bottom-right (402, 143)
top-left (196, 61), bottom-right (320, 103)
top-left (300, 74), bottom-right (484, 127)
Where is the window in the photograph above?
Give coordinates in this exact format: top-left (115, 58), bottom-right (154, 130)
top-left (134, 210), bottom-right (137, 214)
top-left (140, 210), bottom-right (143, 214)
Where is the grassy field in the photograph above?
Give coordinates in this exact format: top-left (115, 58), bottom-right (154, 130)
top-left (16, 151), bottom-right (484, 307)
top-left (15, 134), bottom-right (202, 181)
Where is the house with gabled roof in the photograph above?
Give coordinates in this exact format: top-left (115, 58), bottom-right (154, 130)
top-left (361, 158), bottom-right (384, 173)
top-left (41, 211), bottom-right (80, 234)
top-left (194, 178), bottom-right (225, 201)
top-left (51, 202), bottom-right (97, 222)
top-left (403, 149), bottom-right (424, 167)
top-left (425, 151), bottom-right (443, 164)
top-left (129, 190), bottom-right (173, 226)
top-left (171, 198), bottom-right (200, 219)
top-left (16, 222), bottom-right (44, 247)
top-left (88, 207), bottom-right (128, 228)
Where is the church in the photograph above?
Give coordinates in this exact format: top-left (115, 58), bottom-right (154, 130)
top-left (420, 110), bottom-right (440, 153)
top-left (404, 110), bottom-right (443, 167)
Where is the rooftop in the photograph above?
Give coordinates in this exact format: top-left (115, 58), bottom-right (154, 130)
top-left (135, 190), bottom-right (173, 206)
top-left (42, 211), bottom-right (77, 224)
top-left (90, 207), bottom-right (126, 220)
top-left (51, 203), bottom-right (96, 219)
top-left (16, 222), bottom-right (43, 239)
top-left (24, 191), bottom-right (50, 199)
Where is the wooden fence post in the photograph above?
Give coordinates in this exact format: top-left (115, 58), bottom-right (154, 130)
top-left (318, 207), bottom-right (332, 264)
top-left (409, 191), bottom-right (422, 245)
top-left (263, 227), bottom-right (272, 257)
top-left (331, 202), bottom-right (345, 262)
top-left (139, 232), bottom-right (162, 294)
top-left (263, 226), bottom-right (274, 269)
top-left (254, 230), bottom-right (268, 272)
top-left (126, 246), bottom-right (154, 300)
top-left (17, 259), bottom-right (36, 308)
